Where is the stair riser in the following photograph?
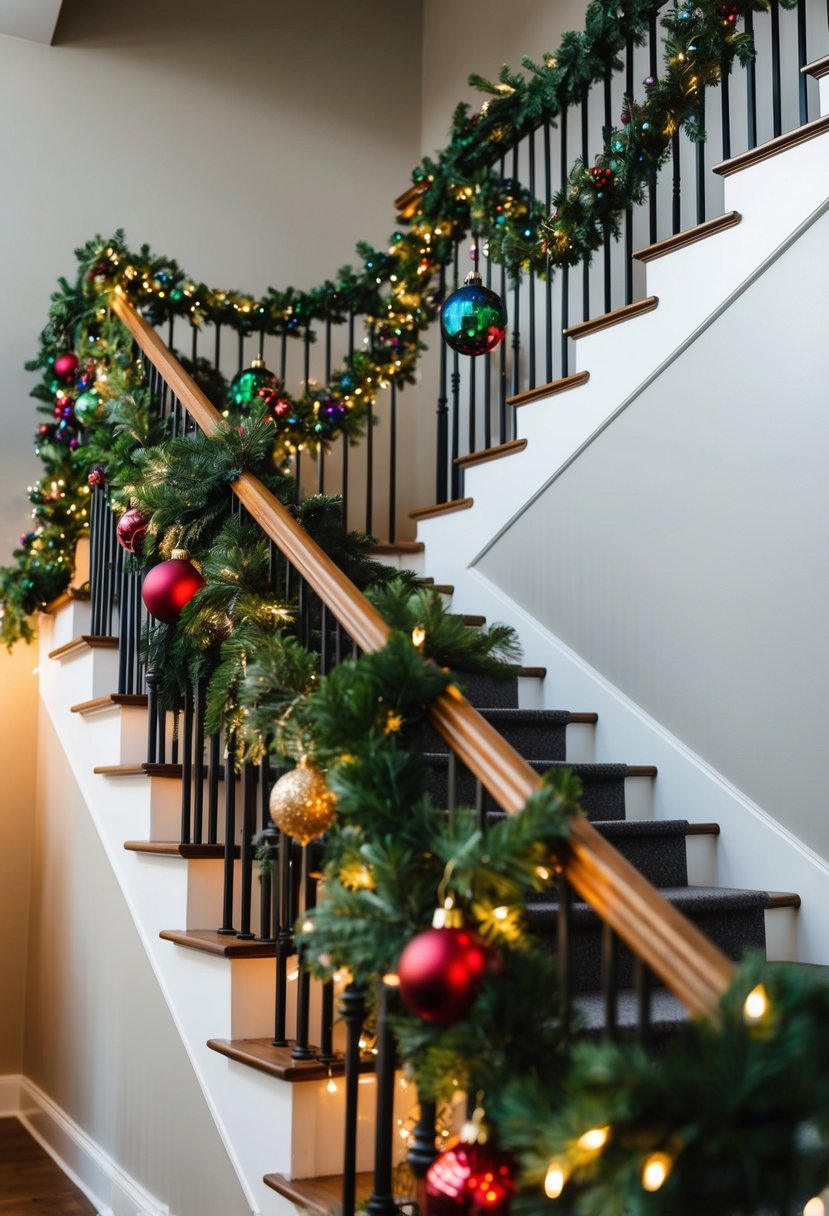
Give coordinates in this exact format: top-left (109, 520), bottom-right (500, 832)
top-left (424, 717), bottom-right (568, 761)
top-left (426, 758), bottom-right (628, 821)
top-left (75, 706), bottom-right (148, 766)
top-left (531, 907), bottom-right (767, 993)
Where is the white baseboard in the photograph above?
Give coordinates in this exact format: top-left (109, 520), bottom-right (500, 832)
top-left (0, 1074), bottom-right (169, 1216)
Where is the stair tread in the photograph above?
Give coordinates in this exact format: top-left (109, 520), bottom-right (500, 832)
top-left (633, 211), bottom-right (741, 262)
top-left (478, 708), bottom-right (597, 725)
top-left (714, 113), bottom-right (829, 177)
top-left (47, 634), bottom-right (118, 660)
top-left (507, 370), bottom-right (590, 408)
top-left (454, 438), bottom-right (528, 469)
top-left (592, 818), bottom-right (719, 839)
top-left (124, 840), bottom-right (232, 859)
top-left (159, 929), bottom-right (276, 958)
top-left (531, 885), bottom-right (796, 919)
top-left (71, 693), bottom-right (148, 714)
top-left (208, 1038), bottom-right (356, 1082)
top-left (264, 1172), bottom-right (374, 1214)
top-left (563, 296), bottom-right (658, 340)
top-left (409, 497), bottom-right (473, 521)
top-left (94, 762), bottom-right (183, 778)
top-left (424, 754), bottom-right (655, 779)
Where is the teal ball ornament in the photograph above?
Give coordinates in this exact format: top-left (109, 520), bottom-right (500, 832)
top-left (74, 390), bottom-right (105, 426)
top-left (440, 273), bottom-right (507, 357)
top-left (229, 356), bottom-right (280, 412)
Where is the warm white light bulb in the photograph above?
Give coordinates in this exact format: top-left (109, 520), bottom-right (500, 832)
top-left (743, 983), bottom-right (770, 1023)
top-left (642, 1152), bottom-right (672, 1192)
top-left (577, 1126), bottom-right (610, 1152)
top-left (804, 1198), bottom-right (825, 1216)
top-left (544, 1162), bottom-right (566, 1198)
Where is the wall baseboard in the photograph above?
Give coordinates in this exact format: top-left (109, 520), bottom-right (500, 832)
top-left (0, 1074), bottom-right (169, 1216)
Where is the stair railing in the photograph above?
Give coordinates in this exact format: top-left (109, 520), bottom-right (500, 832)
top-left (102, 290), bottom-right (734, 1209)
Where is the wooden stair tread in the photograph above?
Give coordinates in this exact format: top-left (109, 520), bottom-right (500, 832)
top-left (517, 665), bottom-right (547, 679)
top-left (71, 693), bottom-right (148, 715)
top-left (93, 762), bottom-right (183, 779)
top-left (42, 588), bottom-right (90, 614)
top-left (363, 541), bottom-right (424, 555)
top-left (634, 211), bottom-right (741, 262)
top-left (208, 1037), bottom-right (361, 1082)
top-left (507, 370), bottom-right (590, 407)
top-left (803, 54), bottom-right (829, 80)
top-left (48, 635), bottom-right (118, 660)
top-left (264, 1172), bottom-right (373, 1214)
top-left (564, 296), bottom-right (658, 340)
top-left (767, 891), bottom-right (802, 910)
top-left (124, 841), bottom-right (231, 859)
top-left (409, 497), bottom-right (473, 522)
top-left (461, 614), bottom-right (486, 627)
top-left (714, 114), bottom-right (829, 176)
top-left (454, 438), bottom-right (527, 470)
top-left (686, 822), bottom-right (721, 836)
top-left (159, 929), bottom-right (277, 958)
top-left (569, 711), bottom-right (599, 725)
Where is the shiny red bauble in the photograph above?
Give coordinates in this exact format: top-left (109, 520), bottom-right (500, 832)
top-left (397, 925), bottom-right (489, 1026)
top-left (116, 508), bottom-right (148, 555)
top-left (53, 352), bottom-right (79, 383)
top-left (142, 552), bottom-right (204, 623)
top-left (425, 1142), bottom-right (516, 1215)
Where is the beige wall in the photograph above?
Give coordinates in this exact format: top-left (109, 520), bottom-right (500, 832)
top-left (0, 645), bottom-right (38, 1075)
top-left (0, 0), bottom-right (424, 560)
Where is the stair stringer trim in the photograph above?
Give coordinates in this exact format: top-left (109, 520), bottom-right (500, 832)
top-left (36, 621), bottom-right (299, 1216)
top-left (462, 567), bottom-right (829, 967)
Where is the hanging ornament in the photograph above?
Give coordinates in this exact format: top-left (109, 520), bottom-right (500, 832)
top-left (53, 352), bottom-right (79, 384)
top-left (397, 904), bottom-right (490, 1026)
top-left (268, 756), bottom-right (337, 845)
top-left (74, 389), bottom-right (105, 426)
top-left (87, 465), bottom-right (109, 487)
top-left (440, 272), bottom-right (506, 357)
top-left (75, 359), bottom-right (98, 392)
top-left (141, 549), bottom-right (204, 623)
top-left (116, 508), bottom-right (148, 555)
top-left (426, 1108), bottom-right (516, 1216)
top-left (229, 355), bottom-right (280, 412)
top-left (259, 385), bottom-right (294, 423)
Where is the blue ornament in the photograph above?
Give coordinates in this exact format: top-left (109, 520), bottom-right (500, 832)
top-left (440, 273), bottom-right (507, 357)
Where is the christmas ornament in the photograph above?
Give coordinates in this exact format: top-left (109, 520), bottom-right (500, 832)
top-left (87, 465), bottom-right (108, 487)
top-left (141, 549), bottom-right (204, 623)
top-left (74, 390), bottom-right (105, 426)
top-left (116, 508), bottom-right (148, 555)
top-left (229, 355), bottom-right (280, 412)
top-left (268, 756), bottom-right (337, 845)
top-left (440, 273), bottom-right (506, 357)
top-left (259, 386), bottom-right (294, 423)
top-left (426, 1120), bottom-right (516, 1216)
top-left (53, 353), bottom-right (79, 383)
top-left (397, 906), bottom-right (490, 1025)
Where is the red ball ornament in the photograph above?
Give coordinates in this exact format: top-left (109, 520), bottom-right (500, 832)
top-left (142, 550), bottom-right (204, 623)
top-left (425, 1142), bottom-right (516, 1216)
top-left (397, 914), bottom-right (490, 1026)
top-left (54, 353), bottom-right (79, 383)
top-left (116, 508), bottom-right (148, 555)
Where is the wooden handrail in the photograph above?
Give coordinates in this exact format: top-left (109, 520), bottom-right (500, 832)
top-left (111, 292), bottom-right (734, 1018)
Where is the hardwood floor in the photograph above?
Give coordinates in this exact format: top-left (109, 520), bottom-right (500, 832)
top-left (0, 1118), bottom-right (97, 1214)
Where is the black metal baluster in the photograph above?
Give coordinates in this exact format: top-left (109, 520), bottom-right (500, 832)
top-left (207, 730), bottom-right (221, 844)
top-left (544, 120), bottom-right (554, 382)
top-left (557, 873), bottom-right (572, 1034)
top-left (696, 90), bottom-right (706, 224)
top-left (342, 312), bottom-right (354, 527)
top-left (625, 36), bottom-right (635, 304)
top-left (340, 985), bottom-right (367, 1216)
top-left (218, 728), bottom-right (237, 935)
top-left (581, 85), bottom-right (590, 321)
top-left (771, 0), bottom-right (783, 137)
top-left (721, 52), bottom-right (732, 161)
top-left (387, 382), bottom-right (397, 543)
top-left (318, 979), bottom-right (336, 1065)
top-left (498, 241), bottom-right (508, 442)
top-left (483, 238), bottom-right (493, 449)
top-left (319, 316), bottom-right (332, 495)
top-left (193, 679), bottom-right (206, 843)
top-left (292, 844), bottom-right (316, 1058)
top-left (468, 346), bottom-right (477, 456)
top-left (273, 804), bottom-right (293, 1046)
top-left (511, 145), bottom-right (522, 399)
top-left (436, 262), bottom-right (449, 503)
top-left (407, 1098), bottom-right (438, 1178)
top-left (560, 107), bottom-right (570, 376)
top-left (214, 322), bottom-right (222, 388)
top-left (603, 75), bottom-right (613, 314)
top-left (528, 129), bottom-right (537, 388)
top-left (601, 921), bottom-right (619, 1041)
top-left (145, 668), bottom-right (162, 764)
top-left (634, 957), bottom-right (653, 1046)
top-left (648, 13), bottom-right (659, 243)
top-left (671, 130), bottom-right (682, 234)
top-left (180, 686), bottom-right (194, 844)
top-left (259, 759), bottom-right (276, 942)
top-left (797, 0), bottom-right (808, 125)
top-left (746, 8), bottom-right (758, 148)
top-left (366, 982), bottom-right (398, 1216)
top-left (238, 760), bottom-right (257, 939)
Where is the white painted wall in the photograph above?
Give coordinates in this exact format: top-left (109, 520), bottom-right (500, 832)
top-left (477, 205), bottom-right (829, 861)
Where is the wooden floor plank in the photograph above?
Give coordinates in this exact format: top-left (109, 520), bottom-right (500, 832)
top-left (0, 1119), bottom-right (96, 1214)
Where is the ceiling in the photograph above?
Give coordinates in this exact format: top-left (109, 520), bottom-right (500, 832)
top-left (0, 0), bottom-right (63, 44)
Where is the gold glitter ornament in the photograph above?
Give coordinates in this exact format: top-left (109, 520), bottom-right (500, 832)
top-left (268, 755), bottom-right (337, 845)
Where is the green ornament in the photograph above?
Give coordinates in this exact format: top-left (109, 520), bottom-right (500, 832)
top-left (229, 356), bottom-right (280, 411)
top-left (74, 390), bottom-right (105, 426)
